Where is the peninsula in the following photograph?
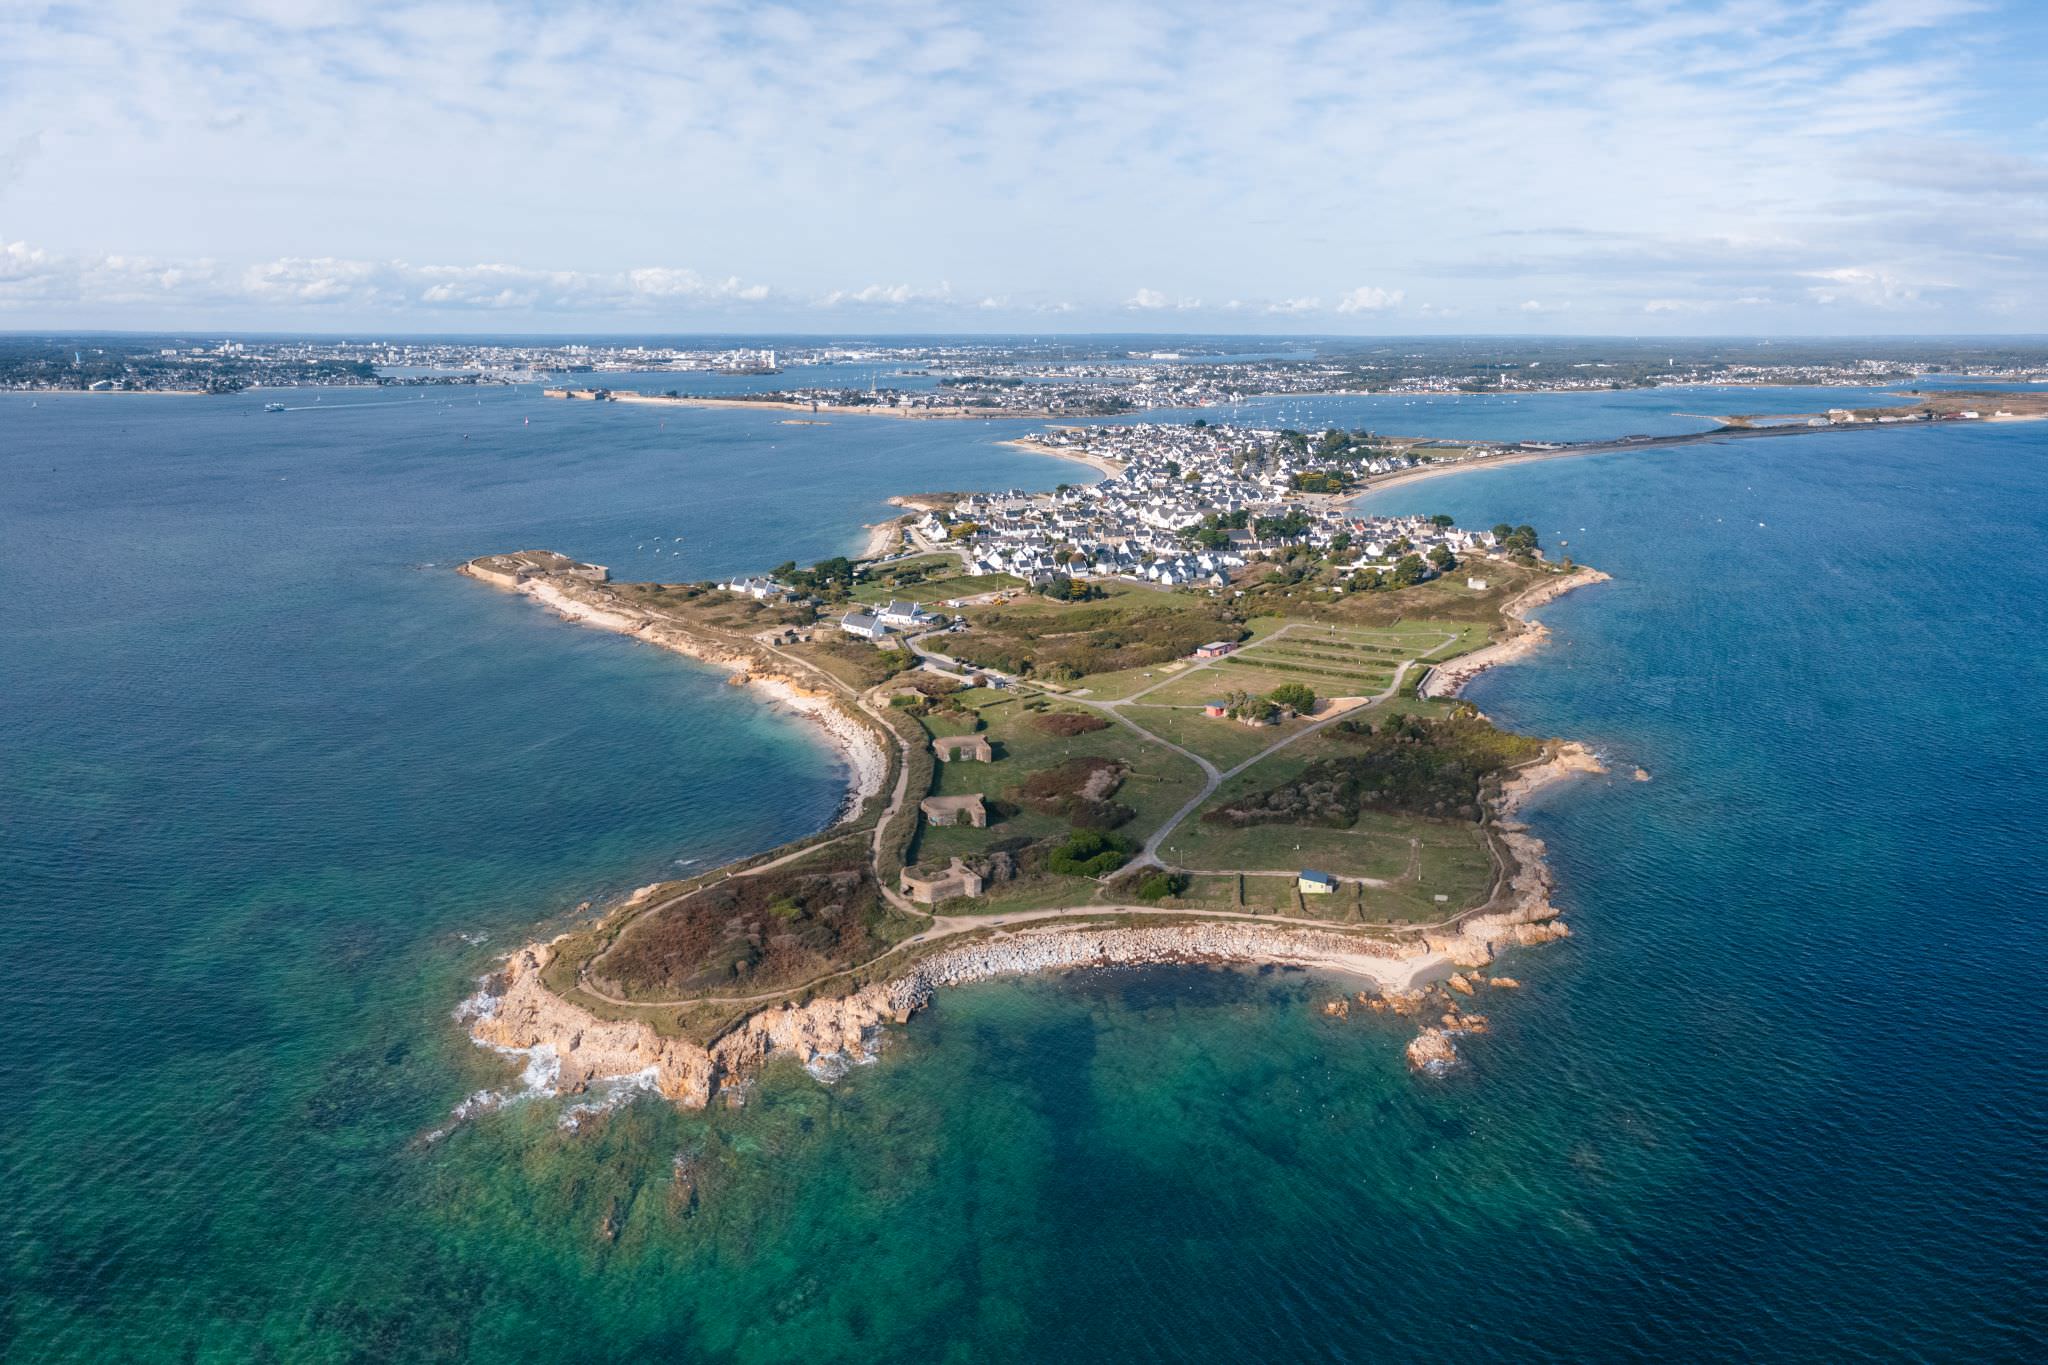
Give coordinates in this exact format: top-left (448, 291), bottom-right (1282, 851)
top-left (459, 429), bottom-right (1619, 1107)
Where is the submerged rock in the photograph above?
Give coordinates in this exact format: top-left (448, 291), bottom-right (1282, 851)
top-left (1406, 1028), bottom-right (1459, 1074)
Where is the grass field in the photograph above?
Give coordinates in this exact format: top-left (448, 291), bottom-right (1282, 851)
top-left (1120, 702), bottom-right (1313, 768)
top-left (1147, 709), bottom-right (1510, 922)
top-left (906, 695), bottom-right (1206, 867)
top-left (847, 557), bottom-right (1023, 606)
top-left (946, 580), bottom-right (1242, 682)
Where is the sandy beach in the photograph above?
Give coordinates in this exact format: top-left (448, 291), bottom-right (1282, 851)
top-left (1000, 435), bottom-right (1125, 478)
top-left (858, 516), bottom-right (906, 559)
top-left (464, 567), bottom-right (890, 811)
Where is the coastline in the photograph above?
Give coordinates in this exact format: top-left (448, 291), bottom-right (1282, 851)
top-left (467, 917), bottom-right (1477, 1109)
top-left (460, 565), bottom-right (890, 812)
top-left (545, 388), bottom-right (1059, 421)
top-left (1419, 566), bottom-right (1612, 700)
top-left (858, 516), bottom-right (906, 560)
top-left (999, 434), bottom-right (1125, 478)
top-left (13, 387), bottom-right (213, 397)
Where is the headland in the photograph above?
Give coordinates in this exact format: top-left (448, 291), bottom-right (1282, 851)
top-left (455, 440), bottom-right (1619, 1111)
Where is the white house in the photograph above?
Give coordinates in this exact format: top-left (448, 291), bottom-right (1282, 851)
top-left (840, 611), bottom-right (890, 640)
top-left (724, 576), bottom-right (786, 601)
top-left (877, 600), bottom-right (932, 630)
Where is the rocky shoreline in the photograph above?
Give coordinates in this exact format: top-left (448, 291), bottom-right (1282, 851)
top-left (465, 918), bottom-right (1515, 1109)
top-left (1420, 566), bottom-right (1611, 699)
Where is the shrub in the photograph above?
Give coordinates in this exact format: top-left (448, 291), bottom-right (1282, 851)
top-left (1206, 711), bottom-right (1543, 825)
top-left (1033, 711), bottom-right (1111, 737)
top-left (1134, 870), bottom-right (1189, 901)
top-left (1048, 830), bottom-right (1133, 878)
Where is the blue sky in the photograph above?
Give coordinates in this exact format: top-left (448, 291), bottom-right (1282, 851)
top-left (1, 0), bottom-right (2043, 333)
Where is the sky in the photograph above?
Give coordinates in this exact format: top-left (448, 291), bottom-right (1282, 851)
top-left (1, 0), bottom-right (2044, 335)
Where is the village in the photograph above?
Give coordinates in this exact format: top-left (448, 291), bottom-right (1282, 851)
top-left (908, 422), bottom-right (1493, 595)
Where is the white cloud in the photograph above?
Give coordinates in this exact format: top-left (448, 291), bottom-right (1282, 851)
top-left (0, 1), bottom-right (2035, 330)
top-left (1803, 266), bottom-right (1926, 307)
top-left (1125, 288), bottom-right (1201, 311)
top-left (820, 282), bottom-right (954, 308)
top-left (0, 241), bottom-right (782, 316)
top-left (1335, 285), bottom-right (1403, 314)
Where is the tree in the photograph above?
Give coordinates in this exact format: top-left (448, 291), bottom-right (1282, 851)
top-left (1428, 544), bottom-right (1457, 571)
top-left (1349, 568), bottom-right (1386, 592)
top-left (1430, 513), bottom-right (1455, 528)
top-left (1254, 508), bottom-right (1312, 541)
top-left (1492, 523), bottom-right (1541, 554)
top-left (1269, 681), bottom-right (1316, 712)
top-left (1389, 553), bottom-right (1428, 587)
top-left (1328, 530), bottom-right (1352, 556)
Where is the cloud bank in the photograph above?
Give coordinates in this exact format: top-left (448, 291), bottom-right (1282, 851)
top-left (0, 0), bottom-right (2041, 331)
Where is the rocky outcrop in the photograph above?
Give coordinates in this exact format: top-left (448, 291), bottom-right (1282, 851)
top-left (1406, 1028), bottom-right (1458, 1073)
top-left (470, 942), bottom-right (919, 1108)
top-left (469, 920), bottom-right (1449, 1109)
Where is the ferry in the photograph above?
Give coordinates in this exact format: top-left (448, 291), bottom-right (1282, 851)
top-left (264, 402), bottom-right (287, 412)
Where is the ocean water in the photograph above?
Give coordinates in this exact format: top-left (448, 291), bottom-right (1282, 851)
top-left (1173, 382), bottom-right (1921, 443)
top-left (3, 385), bottom-right (2044, 1361)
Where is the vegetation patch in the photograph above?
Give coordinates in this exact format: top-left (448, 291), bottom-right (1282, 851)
top-left (1047, 829), bottom-right (1135, 878)
top-left (1032, 711), bottom-right (1111, 737)
top-left (948, 588), bottom-right (1243, 681)
top-left (1206, 711), bottom-right (1544, 826)
top-left (594, 864), bottom-right (916, 998)
top-left (1016, 756), bottom-right (1134, 829)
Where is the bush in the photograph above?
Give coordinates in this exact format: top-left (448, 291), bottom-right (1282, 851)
top-left (1134, 871), bottom-right (1189, 901)
top-left (1033, 711), bottom-right (1111, 737)
top-left (1207, 711), bottom-right (1543, 825)
top-left (1048, 830), bottom-right (1133, 878)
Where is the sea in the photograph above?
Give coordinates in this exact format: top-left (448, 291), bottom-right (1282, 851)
top-left (2, 374), bottom-right (2043, 1362)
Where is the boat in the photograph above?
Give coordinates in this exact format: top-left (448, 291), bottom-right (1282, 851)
top-left (264, 402), bottom-right (287, 412)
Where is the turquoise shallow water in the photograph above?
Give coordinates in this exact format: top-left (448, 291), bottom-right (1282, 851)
top-left (3, 385), bottom-right (2044, 1360)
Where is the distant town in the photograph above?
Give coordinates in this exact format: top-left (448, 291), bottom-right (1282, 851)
top-left (5, 333), bottom-right (2045, 401)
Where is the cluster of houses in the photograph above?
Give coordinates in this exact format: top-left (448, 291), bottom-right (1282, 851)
top-left (909, 423), bottom-right (1494, 592)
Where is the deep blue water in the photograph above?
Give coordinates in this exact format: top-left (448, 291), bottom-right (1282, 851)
top-left (2, 384), bottom-right (2043, 1361)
